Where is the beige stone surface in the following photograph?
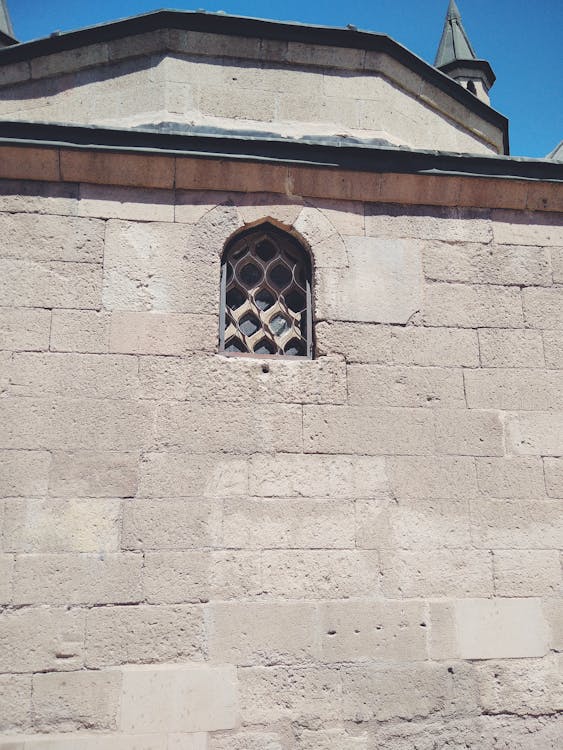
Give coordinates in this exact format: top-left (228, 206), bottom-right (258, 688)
top-left (544, 330), bottom-right (563, 368)
top-left (0, 674), bottom-right (32, 731)
top-left (0, 308), bottom-right (51, 351)
top-left (492, 211), bottom-right (563, 246)
top-left (523, 287), bottom-right (563, 329)
top-left (387, 455), bottom-right (476, 498)
top-left (0, 259), bottom-right (102, 309)
top-left (465, 368), bottom-right (563, 410)
top-left (50, 310), bottom-right (111, 353)
top-left (3, 498), bottom-right (121, 553)
top-left (138, 453), bottom-right (247, 498)
top-left (365, 205), bottom-right (492, 242)
top-left (544, 457), bottom-right (563, 497)
top-left (470, 499), bottom-right (563, 549)
top-left (476, 456), bottom-right (547, 498)
top-left (356, 496), bottom-right (471, 551)
top-left (0, 607), bottom-right (85, 672)
top-left (478, 328), bottom-right (545, 368)
top-left (0, 735), bottom-right (169, 750)
top-left (493, 550), bottom-right (561, 596)
top-left (430, 598), bottom-right (549, 660)
top-left (109, 312), bottom-right (217, 355)
top-left (0, 450), bottom-right (50, 497)
top-left (316, 237), bottom-right (422, 323)
top-left (505, 411), bottom-right (563, 456)
top-left (222, 497), bottom-right (355, 549)
top-left (248, 453), bottom-right (388, 498)
top-left (318, 600), bottom-right (426, 663)
top-left (208, 602), bottom-right (317, 665)
top-left (14, 553), bottom-right (143, 605)
top-left (0, 553), bottom-right (13, 603)
top-left (0, 213), bottom-right (104, 263)
top-left (348, 365), bottom-right (465, 407)
top-left (120, 664), bottom-right (238, 733)
top-left (32, 670), bottom-right (122, 732)
top-left (423, 282), bottom-right (523, 328)
top-left (48, 450), bottom-right (138, 497)
top-left (85, 605), bottom-right (204, 668)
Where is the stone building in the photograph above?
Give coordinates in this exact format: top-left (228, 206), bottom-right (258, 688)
top-left (0, 1), bottom-right (562, 747)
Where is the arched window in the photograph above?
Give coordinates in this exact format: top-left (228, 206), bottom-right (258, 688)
top-left (219, 223), bottom-right (313, 358)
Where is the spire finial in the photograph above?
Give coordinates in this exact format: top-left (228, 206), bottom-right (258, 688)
top-left (435, 0), bottom-right (476, 67)
top-left (0, 0), bottom-right (17, 46)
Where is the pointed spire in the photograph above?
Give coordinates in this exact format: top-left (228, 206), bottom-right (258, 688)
top-left (435, 0), bottom-right (477, 67)
top-left (0, 0), bottom-right (17, 46)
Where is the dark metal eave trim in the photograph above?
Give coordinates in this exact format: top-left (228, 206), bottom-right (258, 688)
top-left (0, 9), bottom-right (509, 154)
top-left (440, 59), bottom-right (496, 87)
top-left (0, 121), bottom-right (560, 182)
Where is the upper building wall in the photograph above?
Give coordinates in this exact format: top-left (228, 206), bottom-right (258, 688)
top-left (0, 13), bottom-right (506, 154)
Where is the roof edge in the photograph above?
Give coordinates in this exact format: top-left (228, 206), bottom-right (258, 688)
top-left (0, 9), bottom-right (509, 154)
top-left (0, 121), bottom-right (557, 182)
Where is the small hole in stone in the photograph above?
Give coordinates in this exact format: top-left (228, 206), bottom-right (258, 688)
top-left (327, 629), bottom-right (336, 636)
top-left (420, 622), bottom-right (427, 627)
top-left (262, 364), bottom-right (270, 374)
top-left (448, 667), bottom-right (454, 674)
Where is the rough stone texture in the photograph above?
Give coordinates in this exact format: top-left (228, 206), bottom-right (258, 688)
top-left (1, 168), bottom-right (562, 746)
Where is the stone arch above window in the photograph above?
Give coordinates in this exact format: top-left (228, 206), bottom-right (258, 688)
top-left (219, 222), bottom-right (313, 358)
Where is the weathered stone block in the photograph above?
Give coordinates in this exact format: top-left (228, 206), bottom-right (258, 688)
top-left (50, 310), bottom-right (110, 353)
top-left (109, 312), bottom-right (216, 355)
top-left (121, 498), bottom-right (221, 550)
top-left (523, 288), bottom-right (563, 329)
top-left (544, 457), bottom-right (563, 498)
top-left (342, 662), bottom-right (478, 721)
top-left (138, 453), bottom-right (247, 497)
top-left (316, 238), bottom-right (422, 323)
top-left (49, 450), bottom-right (138, 498)
top-left (155, 402), bottom-right (302, 453)
top-left (222, 497), bottom-right (355, 549)
top-left (142, 551), bottom-right (210, 604)
top-left (0, 397), bottom-right (154, 451)
top-left (318, 600), bottom-right (426, 663)
top-left (261, 550), bottom-right (379, 598)
top-left (465, 369), bottom-right (563, 410)
top-left (3, 498), bottom-right (121, 553)
top-left (8, 352), bottom-right (139, 400)
top-left (492, 210), bottom-right (563, 246)
top-left (505, 411), bottom-right (563, 456)
top-left (208, 602), bottom-right (317, 665)
top-left (0, 608), bottom-right (84, 672)
top-left (138, 355), bottom-right (347, 404)
top-left (0, 554), bottom-right (13, 604)
top-left (470, 499), bottom-right (563, 548)
top-left (0, 674), bottom-right (32, 731)
top-left (0, 308), bottom-right (51, 351)
top-left (209, 730), bottom-right (283, 750)
top-left (430, 599), bottom-right (549, 660)
top-left (295, 729), bottom-right (367, 750)
top-left (0, 450), bottom-right (50, 497)
top-left (387, 455), bottom-right (476, 499)
top-left (32, 670), bottom-right (121, 732)
top-left (476, 655), bottom-right (563, 715)
top-left (365, 204), bottom-right (491, 243)
top-left (356, 496), bottom-right (471, 550)
top-left (423, 283), bottom-right (523, 328)
top-left (478, 328), bottom-right (545, 368)
top-left (85, 605), bottom-right (204, 668)
top-left (348, 365), bottom-right (465, 407)
top-left (434, 409), bottom-right (504, 456)
top-left (239, 666), bottom-right (341, 724)
top-left (476, 457), bottom-right (546, 498)
top-left (552, 246), bottom-right (563, 282)
top-left (544, 330), bottom-right (563, 368)
top-left (303, 406), bottom-right (434, 455)
top-left (14, 553), bottom-right (143, 605)
top-left (422, 241), bottom-right (551, 286)
top-left (381, 549), bottom-right (493, 597)
top-left (0, 213), bottom-right (104, 263)
top-left (78, 184), bottom-right (175, 222)
top-left (493, 550), bottom-right (561, 596)
top-left (248, 454), bottom-right (387, 498)
top-left (0, 259), bottom-right (102, 309)
top-left (120, 664), bottom-right (238, 733)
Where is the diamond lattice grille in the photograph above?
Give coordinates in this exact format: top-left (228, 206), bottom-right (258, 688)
top-left (220, 227), bottom-right (312, 357)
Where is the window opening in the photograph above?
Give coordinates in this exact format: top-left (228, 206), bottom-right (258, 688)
top-left (219, 224), bottom-right (313, 358)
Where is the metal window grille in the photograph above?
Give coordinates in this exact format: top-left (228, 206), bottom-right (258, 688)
top-left (219, 224), bottom-right (313, 358)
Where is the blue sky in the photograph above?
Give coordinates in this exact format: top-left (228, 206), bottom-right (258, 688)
top-left (8, 1), bottom-right (563, 158)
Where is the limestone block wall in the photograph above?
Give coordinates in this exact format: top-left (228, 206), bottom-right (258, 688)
top-left (0, 174), bottom-right (562, 748)
top-left (0, 28), bottom-right (504, 154)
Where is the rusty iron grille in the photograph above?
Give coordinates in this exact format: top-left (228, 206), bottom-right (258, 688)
top-left (219, 226), bottom-right (313, 357)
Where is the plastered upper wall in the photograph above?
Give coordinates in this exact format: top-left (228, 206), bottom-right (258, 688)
top-left (0, 27), bottom-right (504, 154)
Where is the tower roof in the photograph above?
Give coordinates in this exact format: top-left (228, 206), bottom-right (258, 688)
top-left (0, 0), bottom-right (17, 45)
top-left (435, 0), bottom-right (477, 67)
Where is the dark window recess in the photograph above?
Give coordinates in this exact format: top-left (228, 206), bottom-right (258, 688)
top-left (219, 223), bottom-right (313, 358)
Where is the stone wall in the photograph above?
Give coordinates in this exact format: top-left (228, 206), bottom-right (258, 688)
top-left (0, 172), bottom-right (562, 748)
